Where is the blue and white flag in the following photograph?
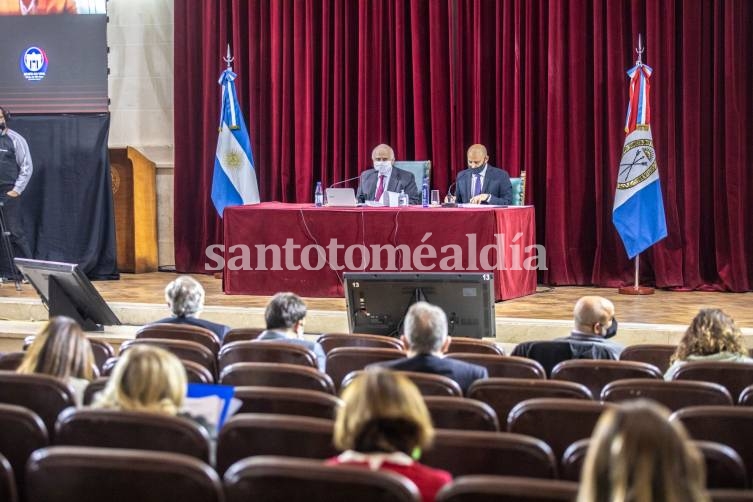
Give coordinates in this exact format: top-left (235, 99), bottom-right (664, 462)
top-left (211, 68), bottom-right (260, 217)
top-left (613, 63), bottom-right (667, 258)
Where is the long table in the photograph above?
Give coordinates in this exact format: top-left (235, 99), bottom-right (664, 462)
top-left (222, 202), bottom-right (537, 301)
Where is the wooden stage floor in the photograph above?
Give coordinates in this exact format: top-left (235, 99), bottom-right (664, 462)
top-left (2, 272), bottom-right (751, 329)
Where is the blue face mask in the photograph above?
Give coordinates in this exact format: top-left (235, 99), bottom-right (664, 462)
top-left (604, 317), bottom-right (618, 339)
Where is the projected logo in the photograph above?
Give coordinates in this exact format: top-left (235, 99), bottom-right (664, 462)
top-left (19, 46), bottom-right (48, 81)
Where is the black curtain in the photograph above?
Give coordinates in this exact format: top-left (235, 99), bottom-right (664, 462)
top-left (9, 114), bottom-right (118, 280)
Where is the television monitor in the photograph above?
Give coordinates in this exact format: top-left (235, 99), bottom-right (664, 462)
top-left (14, 258), bottom-right (120, 331)
top-left (343, 272), bottom-right (495, 339)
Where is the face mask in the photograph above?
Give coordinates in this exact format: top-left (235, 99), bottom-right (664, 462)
top-left (468, 162), bottom-right (486, 175)
top-left (603, 317), bottom-right (618, 339)
top-left (0, 122), bottom-right (5, 131)
top-left (374, 161), bottom-right (392, 175)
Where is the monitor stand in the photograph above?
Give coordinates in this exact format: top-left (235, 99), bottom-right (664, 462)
top-left (48, 276), bottom-right (104, 331)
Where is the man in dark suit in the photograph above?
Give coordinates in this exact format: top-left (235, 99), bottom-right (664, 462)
top-left (152, 275), bottom-right (231, 341)
top-left (356, 143), bottom-right (419, 204)
top-left (453, 144), bottom-right (513, 205)
top-left (257, 292), bottom-right (326, 371)
top-left (378, 301), bottom-right (488, 394)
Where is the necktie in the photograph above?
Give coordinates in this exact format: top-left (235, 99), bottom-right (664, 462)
top-left (473, 173), bottom-right (482, 197)
top-left (374, 175), bottom-right (385, 201)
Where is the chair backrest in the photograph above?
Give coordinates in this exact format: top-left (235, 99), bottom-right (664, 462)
top-left (601, 378), bottom-right (733, 410)
top-left (223, 327), bottom-right (265, 345)
top-left (672, 361), bottom-right (753, 401)
top-left (26, 446), bottom-right (223, 502)
top-left (220, 362), bottom-right (335, 394)
top-left (509, 171), bottom-right (527, 206)
top-left (507, 398), bottom-right (614, 466)
top-left (342, 370), bottom-right (462, 397)
top-left (217, 413), bottom-right (337, 475)
top-left (233, 386), bottom-right (342, 420)
top-left (120, 338), bottom-right (217, 377)
top-left (551, 359), bottom-right (662, 397)
top-left (23, 336), bottom-right (112, 373)
top-left (619, 344), bottom-right (676, 373)
top-left (0, 371), bottom-right (75, 434)
top-left (317, 333), bottom-right (405, 354)
top-left (511, 340), bottom-right (617, 377)
top-left (0, 403), bottom-right (48, 499)
top-left (737, 384), bottom-right (753, 406)
top-left (218, 340), bottom-right (318, 372)
top-left (54, 408), bottom-right (212, 463)
top-left (671, 405), bottom-right (753, 482)
top-left (325, 347), bottom-right (405, 390)
top-left (561, 438), bottom-right (748, 489)
top-left (423, 396), bottom-right (499, 431)
top-left (436, 475), bottom-right (578, 502)
top-left (709, 490), bottom-right (753, 501)
top-left (183, 360), bottom-right (215, 384)
top-left (136, 323), bottom-right (221, 355)
top-left (0, 452), bottom-right (17, 502)
top-left (468, 378), bottom-right (592, 427)
top-left (447, 354), bottom-right (545, 379)
top-left (394, 160), bottom-right (431, 190)
top-left (224, 455), bottom-right (421, 502)
top-left (83, 378), bottom-right (109, 405)
top-left (0, 352), bottom-right (25, 371)
top-left (446, 338), bottom-right (504, 355)
top-left (422, 429), bottom-right (555, 478)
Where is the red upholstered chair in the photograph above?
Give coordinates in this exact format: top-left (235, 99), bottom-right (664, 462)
top-left (82, 378), bottom-right (108, 406)
top-left (136, 323), bottom-right (221, 355)
top-left (423, 396), bottom-right (499, 431)
top-left (709, 490), bottom-right (753, 501)
top-left (446, 338), bottom-right (504, 356)
top-left (0, 403), bottom-right (48, 500)
top-left (317, 333), bottom-right (405, 354)
top-left (672, 362), bottom-right (753, 402)
top-left (218, 341), bottom-right (318, 372)
top-left (342, 370), bottom-right (462, 397)
top-left (0, 372), bottom-right (75, 435)
top-left (619, 344), bottom-right (677, 374)
top-left (325, 347), bottom-right (405, 391)
top-left (223, 327), bottom-right (265, 345)
top-left (0, 452), bottom-right (17, 502)
top-left (23, 337), bottom-right (114, 374)
top-left (220, 362), bottom-right (335, 394)
top-left (447, 354), bottom-right (546, 379)
top-left (119, 338), bottom-right (217, 377)
top-left (436, 475), bottom-right (579, 502)
top-left (550, 359), bottom-right (662, 398)
top-left (0, 352), bottom-right (24, 371)
top-left (601, 378), bottom-right (733, 410)
top-left (233, 386), bottom-right (342, 420)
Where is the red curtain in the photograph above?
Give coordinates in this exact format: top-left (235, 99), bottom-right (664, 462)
top-left (174, 0), bottom-right (753, 292)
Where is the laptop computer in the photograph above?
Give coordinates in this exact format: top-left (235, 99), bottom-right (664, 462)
top-left (326, 188), bottom-right (358, 207)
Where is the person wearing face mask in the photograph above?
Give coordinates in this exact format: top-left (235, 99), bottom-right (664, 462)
top-left (452, 144), bottom-right (512, 205)
top-left (257, 292), bottom-right (326, 370)
top-left (0, 106), bottom-right (33, 279)
top-left (356, 144), bottom-right (419, 205)
top-left (557, 295), bottom-right (622, 358)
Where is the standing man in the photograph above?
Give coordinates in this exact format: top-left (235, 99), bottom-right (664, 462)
top-left (0, 107), bottom-right (32, 278)
top-left (453, 144), bottom-right (512, 205)
top-left (356, 144), bottom-right (419, 205)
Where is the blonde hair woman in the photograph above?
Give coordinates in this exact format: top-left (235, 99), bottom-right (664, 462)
top-left (94, 345), bottom-right (186, 415)
top-left (18, 316), bottom-right (95, 406)
top-left (327, 369), bottom-right (451, 502)
top-left (665, 308), bottom-right (753, 380)
top-left (577, 400), bottom-right (708, 502)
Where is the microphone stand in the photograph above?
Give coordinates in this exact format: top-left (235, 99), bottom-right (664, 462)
top-left (0, 201), bottom-right (21, 291)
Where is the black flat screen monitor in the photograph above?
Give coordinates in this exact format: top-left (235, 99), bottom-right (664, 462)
top-left (344, 272), bottom-right (495, 339)
top-left (14, 258), bottom-right (120, 331)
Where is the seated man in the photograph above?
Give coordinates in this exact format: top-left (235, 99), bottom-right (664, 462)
top-left (453, 144), bottom-right (512, 205)
top-left (378, 301), bottom-right (488, 394)
top-left (152, 275), bottom-right (231, 341)
top-left (257, 292), bottom-right (326, 371)
top-left (356, 143), bottom-right (419, 204)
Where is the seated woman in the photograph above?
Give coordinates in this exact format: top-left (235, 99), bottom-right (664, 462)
top-left (327, 369), bottom-right (451, 502)
top-left (665, 308), bottom-right (753, 380)
top-left (18, 316), bottom-right (95, 406)
top-left (93, 345), bottom-right (186, 415)
top-left (152, 275), bottom-right (230, 341)
top-left (577, 400), bottom-right (708, 502)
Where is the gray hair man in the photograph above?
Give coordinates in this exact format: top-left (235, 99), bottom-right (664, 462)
top-left (355, 143), bottom-right (419, 204)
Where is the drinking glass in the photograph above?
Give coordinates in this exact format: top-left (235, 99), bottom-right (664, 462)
top-left (430, 189), bottom-right (440, 206)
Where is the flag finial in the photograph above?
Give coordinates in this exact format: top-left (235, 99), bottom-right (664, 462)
top-left (635, 33), bottom-right (644, 66)
top-left (224, 44), bottom-right (234, 69)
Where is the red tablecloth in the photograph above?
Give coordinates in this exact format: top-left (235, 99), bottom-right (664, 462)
top-left (222, 202), bottom-right (537, 301)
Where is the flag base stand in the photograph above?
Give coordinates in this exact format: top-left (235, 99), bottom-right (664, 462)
top-left (213, 272), bottom-right (222, 279)
top-left (618, 253), bottom-right (654, 295)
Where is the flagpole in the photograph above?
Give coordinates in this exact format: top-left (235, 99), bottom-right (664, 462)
top-left (618, 34), bottom-right (655, 296)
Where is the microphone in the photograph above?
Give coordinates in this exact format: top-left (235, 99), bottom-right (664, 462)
top-left (329, 175), bottom-right (361, 189)
top-left (442, 182), bottom-right (457, 207)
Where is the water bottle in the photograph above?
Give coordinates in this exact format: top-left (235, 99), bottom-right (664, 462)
top-left (421, 179), bottom-right (429, 207)
top-left (398, 189), bottom-right (409, 207)
top-left (314, 181), bottom-right (323, 207)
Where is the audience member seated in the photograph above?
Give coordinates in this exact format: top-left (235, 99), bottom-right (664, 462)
top-left (152, 275), bottom-right (230, 341)
top-left (327, 369), bottom-right (452, 502)
top-left (17, 316), bottom-right (95, 406)
top-left (376, 302), bottom-right (488, 395)
top-left (576, 400), bottom-right (708, 502)
top-left (665, 308), bottom-right (753, 380)
top-left (257, 292), bottom-right (326, 371)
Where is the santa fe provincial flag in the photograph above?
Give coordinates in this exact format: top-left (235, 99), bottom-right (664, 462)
top-left (612, 63), bottom-right (667, 258)
top-left (211, 68), bottom-right (260, 217)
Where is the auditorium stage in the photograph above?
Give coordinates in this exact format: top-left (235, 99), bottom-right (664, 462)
top-left (0, 272), bottom-right (752, 352)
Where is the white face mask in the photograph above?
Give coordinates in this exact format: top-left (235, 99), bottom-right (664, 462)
top-left (374, 161), bottom-right (392, 175)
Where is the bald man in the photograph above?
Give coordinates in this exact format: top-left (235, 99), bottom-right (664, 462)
top-left (453, 144), bottom-right (512, 205)
top-left (558, 295), bottom-right (621, 358)
top-left (356, 144), bottom-right (419, 205)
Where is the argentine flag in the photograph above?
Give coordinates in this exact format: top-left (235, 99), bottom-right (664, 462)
top-left (613, 63), bottom-right (667, 258)
top-left (211, 68), bottom-right (260, 217)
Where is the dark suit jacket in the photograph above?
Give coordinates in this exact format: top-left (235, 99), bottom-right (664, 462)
top-left (153, 315), bottom-right (230, 341)
top-left (377, 353), bottom-right (488, 395)
top-left (356, 167), bottom-right (420, 204)
top-left (257, 329), bottom-right (327, 371)
top-left (455, 165), bottom-right (513, 205)
top-left (511, 335), bottom-right (622, 377)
